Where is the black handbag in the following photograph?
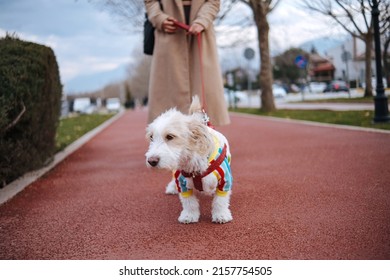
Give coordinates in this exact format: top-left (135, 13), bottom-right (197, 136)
top-left (143, 1), bottom-right (162, 55)
top-left (143, 15), bottom-right (155, 55)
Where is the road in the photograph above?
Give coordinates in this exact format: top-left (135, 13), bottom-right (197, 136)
top-left (0, 110), bottom-right (389, 259)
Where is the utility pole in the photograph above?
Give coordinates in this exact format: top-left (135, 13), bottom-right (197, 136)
top-left (342, 45), bottom-right (352, 98)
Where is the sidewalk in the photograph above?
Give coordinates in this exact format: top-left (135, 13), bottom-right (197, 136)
top-left (276, 102), bottom-right (374, 111)
top-left (0, 109), bottom-right (389, 259)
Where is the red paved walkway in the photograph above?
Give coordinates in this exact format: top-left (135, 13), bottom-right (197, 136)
top-left (0, 110), bottom-right (389, 259)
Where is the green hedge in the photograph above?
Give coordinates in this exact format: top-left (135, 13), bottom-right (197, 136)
top-left (0, 35), bottom-right (62, 187)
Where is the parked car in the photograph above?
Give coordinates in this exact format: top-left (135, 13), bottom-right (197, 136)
top-left (106, 98), bottom-right (121, 112)
top-left (224, 88), bottom-right (248, 107)
top-left (272, 84), bottom-right (287, 98)
top-left (361, 77), bottom-right (388, 89)
top-left (82, 104), bottom-right (97, 114)
top-left (290, 84), bottom-right (301, 93)
top-left (73, 97), bottom-right (91, 113)
top-left (303, 82), bottom-right (327, 93)
top-left (323, 81), bottom-right (349, 93)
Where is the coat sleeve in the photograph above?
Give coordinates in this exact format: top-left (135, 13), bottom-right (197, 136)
top-left (144, 0), bottom-right (169, 30)
top-left (193, 0), bottom-right (220, 30)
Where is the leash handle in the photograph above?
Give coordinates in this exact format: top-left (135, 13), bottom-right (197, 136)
top-left (173, 20), bottom-right (189, 31)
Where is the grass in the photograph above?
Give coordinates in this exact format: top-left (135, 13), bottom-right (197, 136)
top-left (55, 113), bottom-right (114, 152)
top-left (231, 108), bottom-right (390, 131)
top-left (296, 97), bottom-right (374, 103)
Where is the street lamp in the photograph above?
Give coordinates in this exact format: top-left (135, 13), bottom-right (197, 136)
top-left (372, 0), bottom-right (390, 123)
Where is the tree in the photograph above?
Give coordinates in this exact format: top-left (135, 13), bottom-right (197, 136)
top-left (301, 0), bottom-right (390, 97)
top-left (235, 0), bottom-right (280, 112)
top-left (273, 48), bottom-right (309, 84)
top-left (91, 0), bottom-right (280, 111)
top-left (384, 34), bottom-right (390, 86)
top-left (124, 83), bottom-right (135, 109)
top-left (127, 52), bottom-right (152, 101)
top-left (380, 2), bottom-right (390, 85)
top-left (90, 0), bottom-right (145, 31)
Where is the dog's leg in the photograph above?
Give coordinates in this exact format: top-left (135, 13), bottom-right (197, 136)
top-left (165, 179), bottom-right (178, 195)
top-left (212, 191), bottom-right (233, 223)
top-left (178, 191), bottom-right (200, 223)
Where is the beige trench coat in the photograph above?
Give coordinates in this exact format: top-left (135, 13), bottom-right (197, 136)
top-left (145, 0), bottom-right (230, 126)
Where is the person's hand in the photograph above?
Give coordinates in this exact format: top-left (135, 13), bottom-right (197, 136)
top-left (162, 17), bottom-right (177, 33)
top-left (188, 23), bottom-right (204, 35)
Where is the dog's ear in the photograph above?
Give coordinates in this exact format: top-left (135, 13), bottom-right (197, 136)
top-left (188, 118), bottom-right (214, 156)
top-left (189, 95), bottom-right (202, 115)
top-left (189, 96), bottom-right (207, 124)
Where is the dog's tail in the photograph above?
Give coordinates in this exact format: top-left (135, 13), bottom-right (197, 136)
top-left (189, 95), bottom-right (202, 115)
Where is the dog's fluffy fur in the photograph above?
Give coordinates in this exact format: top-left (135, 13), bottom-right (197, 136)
top-left (145, 97), bottom-right (233, 224)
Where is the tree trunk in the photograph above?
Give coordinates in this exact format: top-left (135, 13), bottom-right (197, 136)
top-left (250, 1), bottom-right (275, 112)
top-left (383, 37), bottom-right (390, 87)
top-left (364, 32), bottom-right (374, 97)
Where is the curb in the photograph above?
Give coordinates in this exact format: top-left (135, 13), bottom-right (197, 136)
top-left (0, 110), bottom-right (125, 206)
top-left (276, 103), bottom-right (374, 111)
top-left (230, 112), bottom-right (390, 134)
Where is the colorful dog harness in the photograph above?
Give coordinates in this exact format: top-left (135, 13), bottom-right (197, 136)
top-left (174, 135), bottom-right (232, 197)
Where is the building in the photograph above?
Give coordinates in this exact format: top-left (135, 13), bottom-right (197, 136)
top-left (308, 52), bottom-right (335, 82)
top-left (325, 36), bottom-right (377, 87)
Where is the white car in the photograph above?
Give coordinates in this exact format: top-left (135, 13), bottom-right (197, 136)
top-left (73, 97), bottom-right (91, 113)
top-left (82, 104), bottom-right (97, 114)
top-left (361, 78), bottom-right (388, 89)
top-left (272, 84), bottom-right (287, 98)
top-left (303, 82), bottom-right (327, 93)
top-left (106, 98), bottom-right (121, 112)
top-left (224, 88), bottom-right (249, 107)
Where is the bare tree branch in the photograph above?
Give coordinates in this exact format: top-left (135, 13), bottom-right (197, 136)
top-left (217, 0), bottom-right (241, 24)
top-left (334, 0), bottom-right (366, 36)
top-left (3, 102), bottom-right (26, 133)
top-left (88, 0), bottom-right (145, 31)
top-left (359, 0), bottom-right (371, 32)
top-left (299, 0), bottom-right (390, 97)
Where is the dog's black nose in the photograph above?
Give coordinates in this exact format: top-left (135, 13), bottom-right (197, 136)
top-left (147, 157), bottom-right (159, 167)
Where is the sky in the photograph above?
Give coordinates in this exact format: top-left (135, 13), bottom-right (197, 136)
top-left (0, 0), bottom-right (138, 93)
top-left (0, 0), bottom-right (348, 94)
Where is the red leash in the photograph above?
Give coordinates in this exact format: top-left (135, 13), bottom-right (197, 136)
top-left (173, 21), bottom-right (223, 192)
top-left (174, 20), bottom-right (211, 126)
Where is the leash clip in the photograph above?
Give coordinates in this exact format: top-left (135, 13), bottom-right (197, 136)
top-left (201, 109), bottom-right (210, 125)
top-left (201, 109), bottom-right (213, 128)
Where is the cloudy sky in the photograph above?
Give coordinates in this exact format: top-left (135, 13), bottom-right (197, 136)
top-left (0, 0), bottom-right (139, 93)
top-left (0, 0), bottom-right (347, 93)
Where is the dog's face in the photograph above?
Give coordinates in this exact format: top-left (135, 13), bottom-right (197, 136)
top-left (145, 109), bottom-right (213, 172)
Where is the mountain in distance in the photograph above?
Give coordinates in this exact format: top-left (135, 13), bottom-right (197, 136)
top-left (298, 36), bottom-right (346, 56)
top-left (65, 63), bottom-right (128, 95)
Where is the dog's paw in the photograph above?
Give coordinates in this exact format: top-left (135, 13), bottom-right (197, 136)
top-left (212, 209), bottom-right (233, 224)
top-left (165, 180), bottom-right (178, 195)
top-left (178, 211), bottom-right (200, 224)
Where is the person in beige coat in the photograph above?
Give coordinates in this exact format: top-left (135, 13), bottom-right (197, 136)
top-left (144, 0), bottom-right (230, 126)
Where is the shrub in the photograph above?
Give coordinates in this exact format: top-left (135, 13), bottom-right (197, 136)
top-left (0, 35), bottom-right (62, 187)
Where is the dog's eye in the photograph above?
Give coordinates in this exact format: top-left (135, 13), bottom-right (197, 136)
top-left (166, 134), bottom-right (175, 141)
top-left (149, 134), bottom-right (153, 141)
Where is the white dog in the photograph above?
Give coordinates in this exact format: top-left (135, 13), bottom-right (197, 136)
top-left (145, 97), bottom-right (233, 224)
